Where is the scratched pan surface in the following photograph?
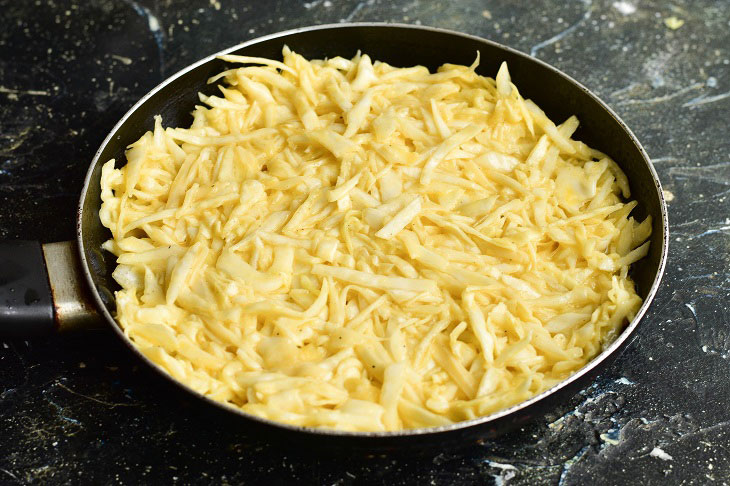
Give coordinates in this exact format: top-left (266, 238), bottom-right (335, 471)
top-left (78, 23), bottom-right (668, 451)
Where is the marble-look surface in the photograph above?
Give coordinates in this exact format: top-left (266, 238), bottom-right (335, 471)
top-left (1, 0), bottom-right (729, 484)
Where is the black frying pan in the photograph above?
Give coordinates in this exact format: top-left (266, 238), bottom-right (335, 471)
top-left (0, 23), bottom-right (668, 451)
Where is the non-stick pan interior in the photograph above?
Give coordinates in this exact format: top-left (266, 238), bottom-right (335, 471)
top-left (78, 24), bottom-right (666, 446)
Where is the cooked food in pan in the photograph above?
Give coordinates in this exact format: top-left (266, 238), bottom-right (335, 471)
top-left (99, 48), bottom-right (651, 431)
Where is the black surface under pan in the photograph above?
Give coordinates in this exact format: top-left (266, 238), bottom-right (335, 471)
top-left (0, 24), bottom-right (669, 452)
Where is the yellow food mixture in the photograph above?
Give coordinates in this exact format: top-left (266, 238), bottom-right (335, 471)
top-left (99, 48), bottom-right (651, 431)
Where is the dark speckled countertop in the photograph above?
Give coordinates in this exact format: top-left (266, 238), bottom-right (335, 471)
top-left (1, 0), bottom-right (729, 484)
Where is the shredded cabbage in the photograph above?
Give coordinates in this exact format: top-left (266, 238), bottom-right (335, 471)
top-left (99, 49), bottom-right (651, 431)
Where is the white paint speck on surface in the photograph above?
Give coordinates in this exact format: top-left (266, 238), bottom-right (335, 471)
top-left (615, 377), bottom-right (635, 385)
top-left (663, 189), bottom-right (675, 202)
top-left (486, 461), bottom-right (518, 471)
top-left (147, 12), bottom-right (160, 32)
top-left (683, 90), bottom-right (730, 108)
top-left (111, 54), bottom-right (133, 65)
top-left (612, 1), bottom-right (636, 14)
top-left (493, 470), bottom-right (517, 486)
top-left (650, 447), bottom-right (673, 461)
top-left (0, 86), bottom-right (50, 96)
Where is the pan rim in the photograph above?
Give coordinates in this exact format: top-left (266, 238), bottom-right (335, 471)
top-left (77, 22), bottom-right (669, 439)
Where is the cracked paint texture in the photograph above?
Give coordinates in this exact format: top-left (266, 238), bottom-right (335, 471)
top-left (1, 0), bottom-right (729, 484)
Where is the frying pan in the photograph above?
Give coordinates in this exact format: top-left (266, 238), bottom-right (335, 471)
top-left (0, 23), bottom-right (668, 451)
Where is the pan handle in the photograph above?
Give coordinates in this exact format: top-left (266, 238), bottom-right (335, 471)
top-left (0, 240), bottom-right (102, 337)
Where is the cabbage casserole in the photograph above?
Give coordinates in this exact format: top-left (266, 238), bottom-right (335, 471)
top-left (99, 48), bottom-right (651, 431)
